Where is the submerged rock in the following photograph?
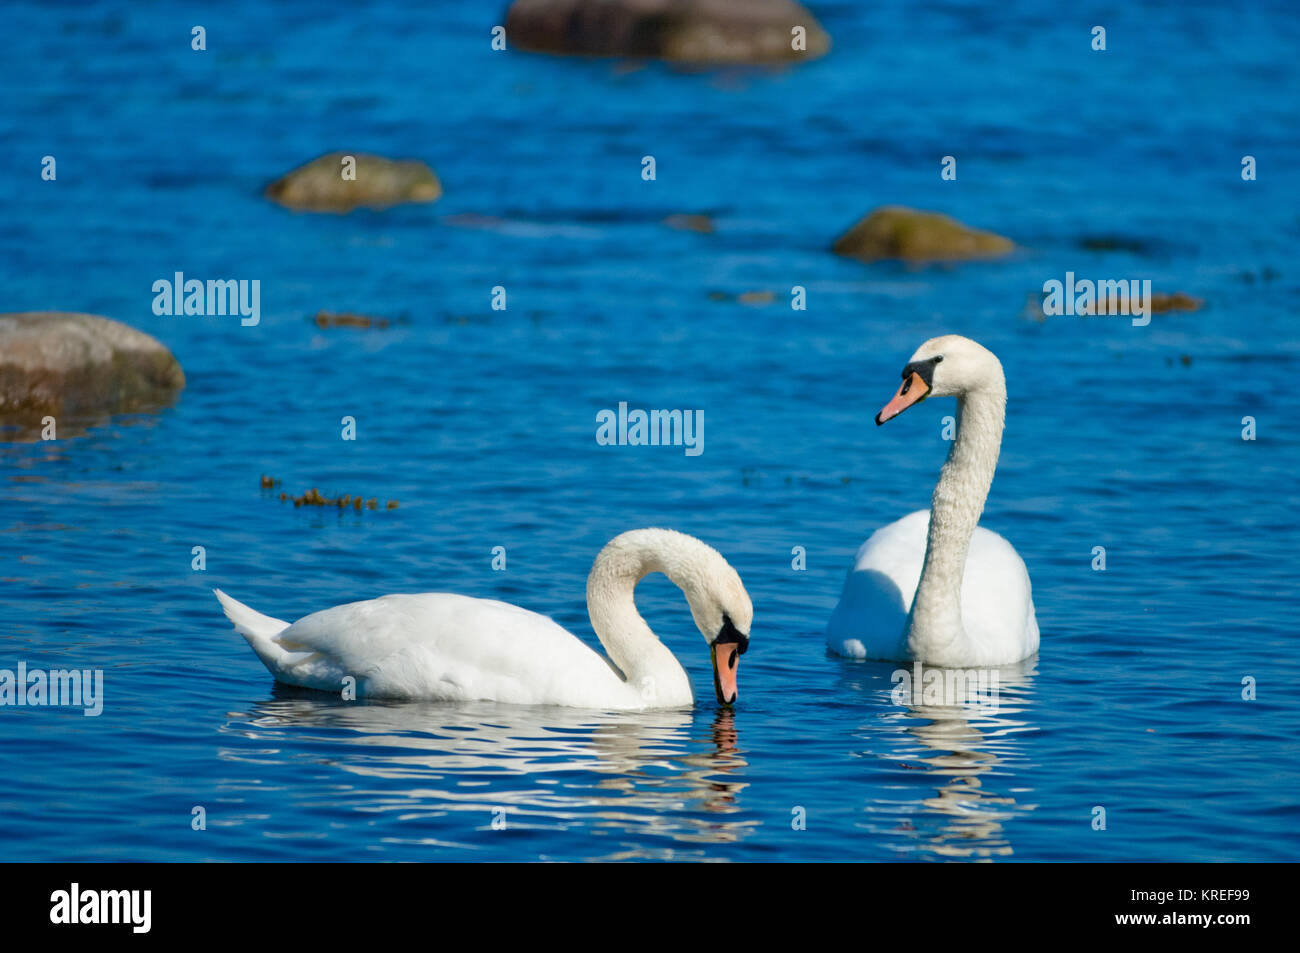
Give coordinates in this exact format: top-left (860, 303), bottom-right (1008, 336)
top-left (1149, 292), bottom-right (1202, 313)
top-left (663, 213), bottom-right (715, 234)
top-left (706, 289), bottom-right (775, 305)
top-left (1078, 234), bottom-right (1156, 254)
top-left (832, 206), bottom-right (1015, 264)
top-left (1075, 291), bottom-right (1203, 315)
top-left (0, 312), bottom-right (184, 437)
top-left (1023, 290), bottom-right (1203, 320)
top-left (266, 152), bottom-right (441, 213)
top-left (314, 310), bottom-right (391, 329)
top-left (504, 0), bottom-right (830, 65)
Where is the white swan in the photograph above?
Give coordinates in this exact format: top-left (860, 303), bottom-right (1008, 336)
top-left (827, 334), bottom-right (1038, 667)
top-left (215, 528), bottom-right (752, 709)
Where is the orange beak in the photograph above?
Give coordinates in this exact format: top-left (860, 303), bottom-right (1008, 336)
top-left (711, 642), bottom-right (740, 705)
top-left (876, 372), bottom-right (930, 425)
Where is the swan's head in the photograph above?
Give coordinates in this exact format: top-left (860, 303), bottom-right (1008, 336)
top-left (589, 528), bottom-right (753, 707)
top-left (684, 558), bottom-right (753, 708)
top-left (876, 334), bottom-right (1003, 424)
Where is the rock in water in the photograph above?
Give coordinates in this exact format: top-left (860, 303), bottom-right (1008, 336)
top-left (833, 206), bottom-right (1015, 264)
top-left (1149, 292), bottom-right (1202, 313)
top-left (0, 313), bottom-right (185, 436)
top-left (663, 213), bottom-right (716, 233)
top-left (265, 152), bottom-right (441, 213)
top-left (504, 0), bottom-right (830, 65)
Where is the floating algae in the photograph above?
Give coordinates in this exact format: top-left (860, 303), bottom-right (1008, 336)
top-left (261, 477), bottom-right (398, 511)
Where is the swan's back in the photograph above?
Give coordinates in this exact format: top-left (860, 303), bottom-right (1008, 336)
top-left (226, 591), bottom-right (634, 706)
top-left (827, 510), bottom-right (1038, 665)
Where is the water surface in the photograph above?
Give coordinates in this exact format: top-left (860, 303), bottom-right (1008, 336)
top-left (1, 0), bottom-right (1297, 861)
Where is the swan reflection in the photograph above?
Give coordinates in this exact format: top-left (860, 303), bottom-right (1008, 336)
top-left (218, 692), bottom-right (754, 857)
top-left (838, 658), bottom-right (1039, 859)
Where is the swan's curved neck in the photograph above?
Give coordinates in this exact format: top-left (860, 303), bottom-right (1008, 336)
top-left (907, 381), bottom-right (1005, 662)
top-left (586, 535), bottom-right (695, 705)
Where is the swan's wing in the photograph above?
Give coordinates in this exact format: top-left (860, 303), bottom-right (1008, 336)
top-left (962, 528), bottom-right (1039, 663)
top-left (273, 592), bottom-right (626, 705)
top-left (826, 510), bottom-right (928, 659)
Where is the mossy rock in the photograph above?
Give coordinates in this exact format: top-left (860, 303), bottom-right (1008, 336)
top-left (266, 152), bottom-right (441, 213)
top-left (0, 312), bottom-right (184, 438)
top-left (504, 0), bottom-right (830, 65)
top-left (833, 206), bottom-right (1015, 264)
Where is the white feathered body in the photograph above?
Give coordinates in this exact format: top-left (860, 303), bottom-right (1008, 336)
top-left (827, 510), bottom-right (1038, 666)
top-left (215, 589), bottom-right (681, 709)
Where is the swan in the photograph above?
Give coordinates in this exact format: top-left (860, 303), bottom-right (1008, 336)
top-left (827, 334), bottom-right (1038, 667)
top-left (214, 528), bottom-right (752, 709)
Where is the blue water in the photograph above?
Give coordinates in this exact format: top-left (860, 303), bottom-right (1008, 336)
top-left (2, 0), bottom-right (1298, 861)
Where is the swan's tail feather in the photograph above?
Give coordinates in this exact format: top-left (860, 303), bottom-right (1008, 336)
top-left (213, 589), bottom-right (292, 674)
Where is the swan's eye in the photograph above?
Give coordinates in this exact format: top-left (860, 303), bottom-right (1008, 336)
top-left (900, 357), bottom-right (942, 390)
top-left (934, 355), bottom-right (943, 363)
top-left (717, 613), bottom-right (749, 655)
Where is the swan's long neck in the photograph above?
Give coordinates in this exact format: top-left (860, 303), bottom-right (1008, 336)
top-left (586, 532), bottom-right (697, 706)
top-left (907, 381), bottom-right (1005, 663)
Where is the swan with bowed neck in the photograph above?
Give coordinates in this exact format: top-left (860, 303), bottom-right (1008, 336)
top-left (215, 528), bottom-right (752, 709)
top-left (827, 335), bottom-right (1039, 667)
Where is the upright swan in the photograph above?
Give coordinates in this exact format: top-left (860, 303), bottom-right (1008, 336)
top-left (216, 528), bottom-right (752, 709)
top-left (827, 335), bottom-right (1038, 666)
